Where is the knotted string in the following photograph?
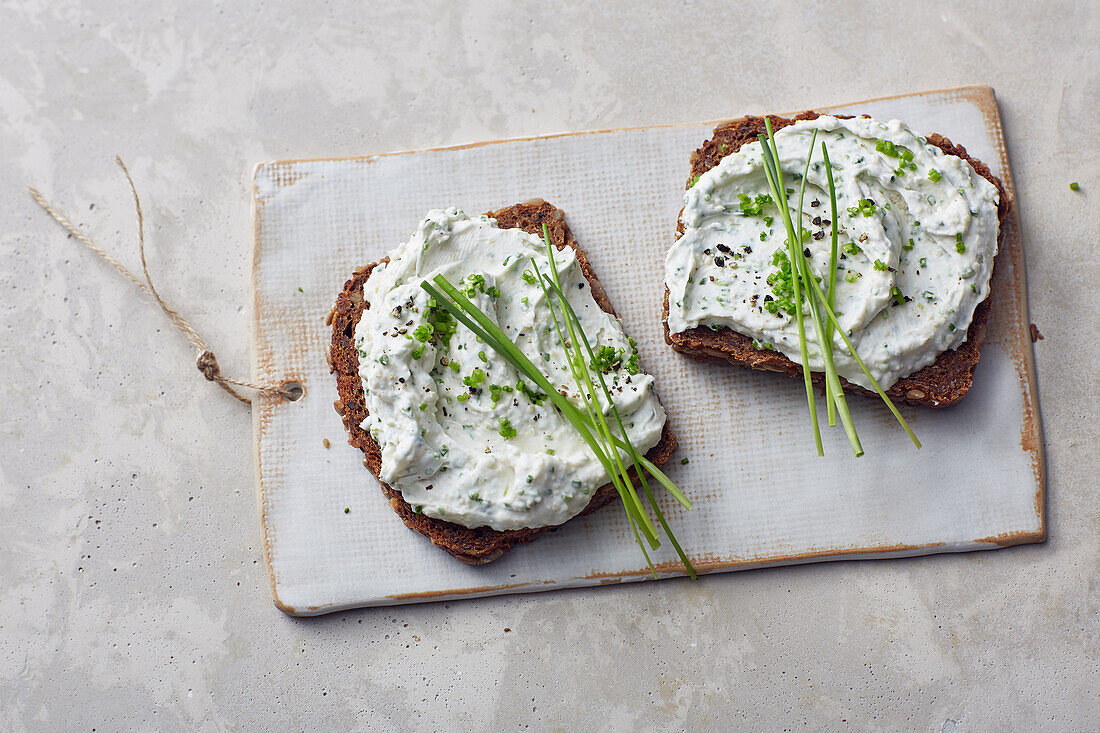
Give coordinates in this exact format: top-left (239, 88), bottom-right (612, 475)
top-left (28, 156), bottom-right (294, 404)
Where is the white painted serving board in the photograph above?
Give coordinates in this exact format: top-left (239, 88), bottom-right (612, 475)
top-left (251, 86), bottom-right (1044, 615)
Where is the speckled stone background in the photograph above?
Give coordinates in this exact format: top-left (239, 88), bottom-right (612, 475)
top-left (1, 1), bottom-right (1096, 730)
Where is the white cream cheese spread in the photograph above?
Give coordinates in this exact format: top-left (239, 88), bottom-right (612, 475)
top-left (355, 209), bottom-right (666, 531)
top-left (665, 115), bottom-right (1000, 390)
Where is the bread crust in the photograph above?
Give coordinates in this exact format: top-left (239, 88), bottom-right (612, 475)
top-left (662, 113), bottom-right (1010, 407)
top-left (331, 201), bottom-right (676, 564)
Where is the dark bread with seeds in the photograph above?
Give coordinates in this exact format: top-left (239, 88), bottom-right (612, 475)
top-left (331, 200), bottom-right (676, 564)
top-left (662, 112), bottom-right (1010, 407)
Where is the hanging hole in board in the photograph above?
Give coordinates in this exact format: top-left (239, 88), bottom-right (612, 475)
top-left (282, 381), bottom-right (305, 402)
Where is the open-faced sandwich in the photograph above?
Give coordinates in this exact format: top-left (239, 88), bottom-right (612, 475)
top-left (664, 113), bottom-right (1008, 413)
top-left (331, 201), bottom-right (688, 567)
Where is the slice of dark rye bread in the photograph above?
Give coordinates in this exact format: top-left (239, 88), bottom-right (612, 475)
top-left (330, 200), bottom-right (676, 564)
top-left (663, 112), bottom-right (1010, 408)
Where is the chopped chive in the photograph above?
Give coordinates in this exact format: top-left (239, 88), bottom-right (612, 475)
top-left (847, 198), bottom-right (877, 217)
top-left (463, 368), bottom-right (486, 387)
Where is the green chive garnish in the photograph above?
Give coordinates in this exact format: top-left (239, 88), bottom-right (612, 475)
top-left (757, 121), bottom-right (919, 456)
top-left (822, 142), bottom-right (840, 427)
top-left (420, 228), bottom-right (695, 578)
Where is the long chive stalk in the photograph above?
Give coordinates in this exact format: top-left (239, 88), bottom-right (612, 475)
top-left (535, 225), bottom-right (695, 576)
top-left (530, 257), bottom-right (659, 547)
top-left (756, 120), bottom-right (918, 453)
top-left (758, 119), bottom-right (822, 455)
top-left (760, 127), bottom-right (862, 457)
top-left (531, 257), bottom-right (658, 546)
top-left (534, 262), bottom-right (661, 554)
top-left (419, 237), bottom-right (696, 577)
top-left (792, 132), bottom-right (860, 453)
top-left (420, 277), bottom-right (683, 572)
top-left (822, 143), bottom-right (840, 427)
top-left (792, 131), bottom-right (861, 452)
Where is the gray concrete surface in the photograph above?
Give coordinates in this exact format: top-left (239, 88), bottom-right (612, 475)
top-left (1, 1), bottom-right (1097, 730)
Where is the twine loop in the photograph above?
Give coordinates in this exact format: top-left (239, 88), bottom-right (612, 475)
top-left (28, 157), bottom-right (296, 405)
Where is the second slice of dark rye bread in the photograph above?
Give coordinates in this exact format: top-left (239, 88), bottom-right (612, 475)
top-left (330, 200), bottom-right (676, 564)
top-left (662, 113), bottom-right (1010, 407)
